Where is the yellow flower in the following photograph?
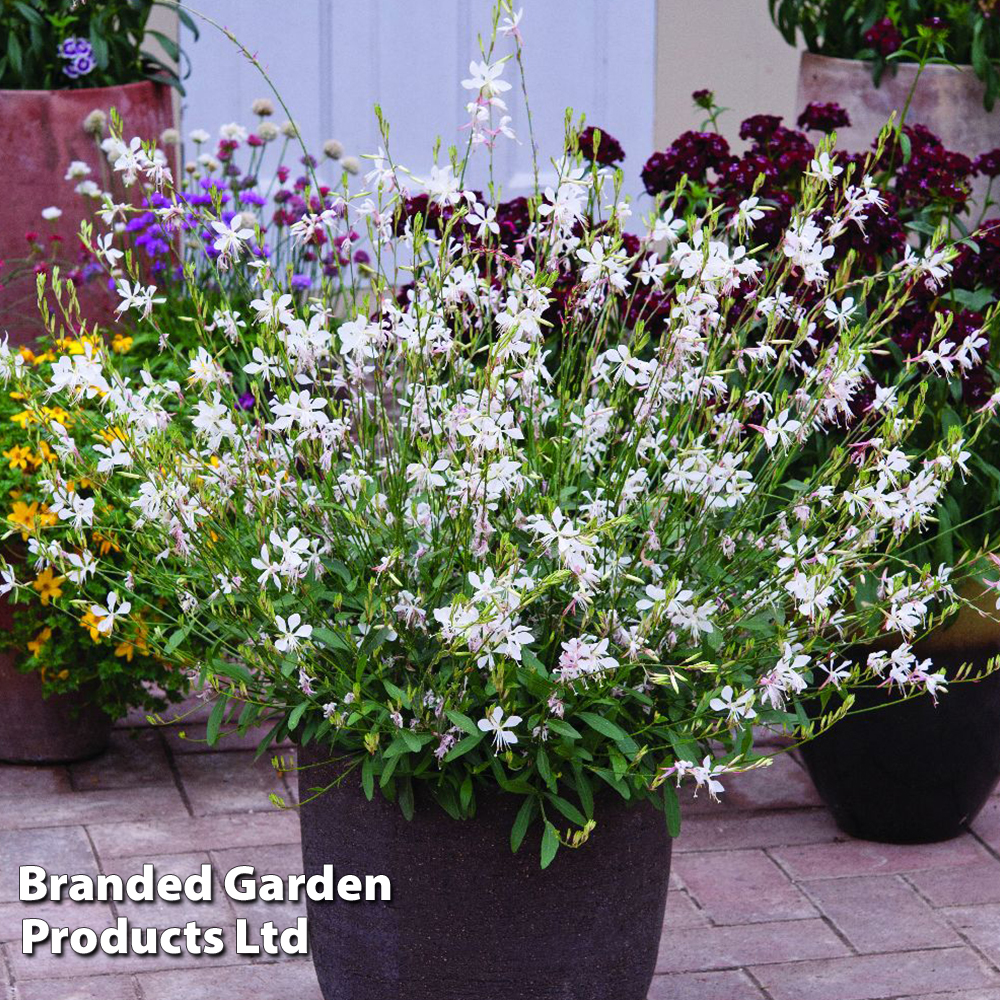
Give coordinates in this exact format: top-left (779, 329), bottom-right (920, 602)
top-left (10, 410), bottom-right (36, 429)
top-left (99, 426), bottom-right (128, 445)
top-left (9, 500), bottom-right (39, 538)
top-left (3, 445), bottom-right (32, 471)
top-left (93, 531), bottom-right (120, 555)
top-left (80, 611), bottom-right (104, 642)
top-left (27, 627), bottom-right (52, 656)
top-left (111, 334), bottom-right (133, 354)
top-left (35, 440), bottom-right (57, 466)
top-left (31, 568), bottom-right (64, 606)
top-left (31, 351), bottom-right (55, 366)
top-left (18, 348), bottom-right (35, 364)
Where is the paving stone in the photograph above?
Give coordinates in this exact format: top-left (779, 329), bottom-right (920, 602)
top-left (0, 900), bottom-right (115, 946)
top-left (908, 861), bottom-right (1000, 907)
top-left (674, 808), bottom-right (840, 853)
top-left (896, 991), bottom-right (1000, 1000)
top-left (86, 813), bottom-right (300, 860)
top-left (656, 918), bottom-right (848, 973)
top-left (676, 849), bottom-right (817, 924)
top-left (102, 852), bottom-right (234, 929)
top-left (943, 904), bottom-right (1000, 965)
top-left (660, 890), bottom-right (710, 930)
top-left (68, 731), bottom-right (173, 791)
top-left (973, 798), bottom-right (1000, 854)
top-left (771, 834), bottom-right (991, 880)
top-left (751, 947), bottom-right (1000, 1000)
top-left (136, 959), bottom-right (322, 1000)
top-left (172, 752), bottom-right (288, 817)
top-left (12, 974), bottom-right (137, 999)
top-left (647, 968), bottom-right (766, 999)
top-left (116, 692), bottom-right (212, 730)
top-left (0, 766), bottom-right (71, 799)
top-left (0, 828), bottom-right (98, 904)
top-left (161, 722), bottom-right (293, 756)
top-left (803, 874), bottom-right (960, 953)
top-left (722, 753), bottom-right (824, 811)
top-left (0, 788), bottom-right (187, 832)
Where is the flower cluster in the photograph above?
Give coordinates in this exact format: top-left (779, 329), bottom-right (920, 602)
top-left (6, 3), bottom-right (996, 865)
top-left (57, 37), bottom-right (96, 80)
top-left (0, 283), bottom-right (188, 718)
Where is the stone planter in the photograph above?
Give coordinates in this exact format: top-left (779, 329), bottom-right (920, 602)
top-left (797, 52), bottom-right (1000, 209)
top-left (0, 80), bottom-right (174, 347)
top-left (298, 742), bottom-right (672, 1000)
top-left (799, 589), bottom-right (1000, 843)
top-left (0, 598), bottom-right (112, 764)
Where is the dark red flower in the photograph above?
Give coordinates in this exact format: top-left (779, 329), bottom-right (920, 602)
top-left (739, 115), bottom-right (783, 143)
top-left (864, 17), bottom-right (903, 56)
top-left (575, 126), bottom-right (625, 166)
top-left (797, 102), bottom-right (851, 133)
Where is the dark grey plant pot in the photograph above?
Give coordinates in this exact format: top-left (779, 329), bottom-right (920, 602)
top-left (0, 654), bottom-right (112, 764)
top-left (298, 742), bottom-right (672, 1000)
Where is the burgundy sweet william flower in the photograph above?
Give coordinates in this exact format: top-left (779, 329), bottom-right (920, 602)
top-left (797, 102), bottom-right (851, 134)
top-left (575, 126), bottom-right (625, 166)
top-left (691, 89), bottom-right (715, 109)
top-left (641, 131), bottom-right (732, 196)
top-left (975, 148), bottom-right (1000, 178)
top-left (864, 16), bottom-right (903, 56)
top-left (739, 115), bottom-right (783, 144)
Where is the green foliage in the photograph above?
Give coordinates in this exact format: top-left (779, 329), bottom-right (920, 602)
top-left (0, 0), bottom-right (197, 93)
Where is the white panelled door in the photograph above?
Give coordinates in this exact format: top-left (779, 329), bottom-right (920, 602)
top-left (181, 1), bottom-right (656, 205)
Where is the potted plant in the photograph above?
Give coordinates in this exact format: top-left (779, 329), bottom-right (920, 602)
top-left (641, 91), bottom-right (1000, 841)
top-left (0, 276), bottom-right (190, 763)
top-left (0, 0), bottom-right (195, 345)
top-left (7, 47), bottom-right (997, 995)
top-left (768, 0), bottom-right (1000, 205)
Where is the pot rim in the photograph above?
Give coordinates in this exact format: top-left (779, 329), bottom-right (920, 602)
top-left (0, 79), bottom-right (170, 99)
top-left (799, 50), bottom-right (977, 77)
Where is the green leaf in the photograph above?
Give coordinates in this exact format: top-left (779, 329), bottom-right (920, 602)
top-left (361, 757), bottom-right (374, 800)
top-left (445, 709), bottom-right (480, 736)
top-left (662, 781), bottom-right (682, 838)
top-left (578, 711), bottom-right (628, 741)
top-left (571, 763), bottom-right (594, 818)
top-left (536, 748), bottom-right (556, 791)
top-left (510, 796), bottom-right (535, 853)
top-left (145, 28), bottom-right (180, 62)
top-left (398, 778), bottom-right (414, 821)
top-left (163, 626), bottom-right (188, 655)
top-left (546, 793), bottom-right (586, 827)
top-left (401, 730), bottom-right (430, 753)
top-left (547, 719), bottom-right (583, 740)
top-left (443, 732), bottom-right (485, 762)
top-left (206, 698), bottom-right (226, 745)
top-left (287, 701), bottom-right (308, 732)
top-left (540, 821), bottom-right (559, 869)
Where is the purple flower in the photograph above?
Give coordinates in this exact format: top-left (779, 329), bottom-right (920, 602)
top-left (237, 392), bottom-right (256, 411)
top-left (59, 38), bottom-right (95, 79)
top-left (290, 273), bottom-right (312, 291)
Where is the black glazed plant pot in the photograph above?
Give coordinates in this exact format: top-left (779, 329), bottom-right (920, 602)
top-left (298, 742), bottom-right (672, 1000)
top-left (799, 641), bottom-right (1000, 844)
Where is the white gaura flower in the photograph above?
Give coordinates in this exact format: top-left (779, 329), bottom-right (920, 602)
top-left (807, 151), bottom-right (843, 186)
top-left (114, 279), bottom-right (160, 320)
top-left (211, 218), bottom-right (255, 261)
top-left (467, 202), bottom-right (499, 239)
top-left (477, 706), bottom-right (522, 751)
top-left (41, 206), bottom-right (62, 221)
top-left (709, 684), bottom-right (757, 724)
top-left (461, 59), bottom-right (512, 98)
top-left (823, 296), bottom-right (856, 331)
top-left (91, 591), bottom-right (131, 634)
top-left (0, 565), bottom-right (16, 595)
top-left (274, 613), bottom-right (313, 653)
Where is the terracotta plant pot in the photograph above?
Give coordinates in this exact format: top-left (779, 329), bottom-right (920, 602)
top-left (0, 593), bottom-right (113, 763)
top-left (796, 52), bottom-right (1000, 207)
top-left (298, 743), bottom-right (672, 1000)
top-left (0, 81), bottom-right (174, 348)
top-left (799, 591), bottom-right (1000, 843)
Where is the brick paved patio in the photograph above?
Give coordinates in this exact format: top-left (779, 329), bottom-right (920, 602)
top-left (2, 700), bottom-right (999, 1000)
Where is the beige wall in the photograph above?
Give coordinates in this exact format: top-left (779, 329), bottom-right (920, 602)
top-left (655, 1), bottom-right (804, 149)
